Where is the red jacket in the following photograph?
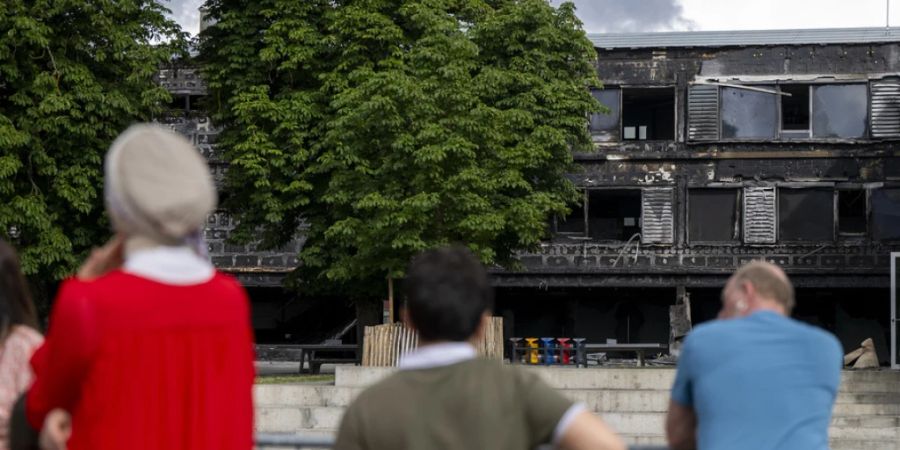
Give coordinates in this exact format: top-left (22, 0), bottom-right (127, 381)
top-left (26, 271), bottom-right (254, 450)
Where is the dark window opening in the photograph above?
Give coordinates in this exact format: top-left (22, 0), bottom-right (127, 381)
top-left (781, 85), bottom-right (810, 139)
top-left (721, 86), bottom-right (777, 139)
top-left (188, 95), bottom-right (205, 112)
top-left (556, 200), bottom-right (586, 235)
top-left (872, 188), bottom-right (900, 240)
top-left (838, 190), bottom-right (867, 235)
top-left (812, 84), bottom-right (868, 139)
top-left (167, 95), bottom-right (188, 113)
top-left (589, 88), bottom-right (621, 141)
top-left (622, 88), bottom-right (675, 140)
top-left (689, 189), bottom-right (740, 242)
top-left (587, 190), bottom-right (641, 241)
top-left (778, 188), bottom-right (834, 242)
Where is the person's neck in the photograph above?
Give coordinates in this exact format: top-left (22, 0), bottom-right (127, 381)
top-left (748, 300), bottom-right (787, 316)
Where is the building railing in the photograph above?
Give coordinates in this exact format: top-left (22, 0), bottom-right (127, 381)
top-left (255, 433), bottom-right (670, 449)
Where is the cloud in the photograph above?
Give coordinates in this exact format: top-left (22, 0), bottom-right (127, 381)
top-left (552, 0), bottom-right (696, 33)
top-left (161, 0), bottom-right (695, 36)
top-left (161, 0), bottom-right (203, 36)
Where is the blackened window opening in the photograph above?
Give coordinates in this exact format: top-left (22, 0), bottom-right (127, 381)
top-left (838, 190), bottom-right (867, 235)
top-left (872, 188), bottom-right (900, 240)
top-left (588, 190), bottom-right (641, 241)
top-left (622, 88), bottom-right (675, 140)
top-left (557, 199), bottom-right (586, 235)
top-left (781, 85), bottom-right (810, 138)
top-left (689, 189), bottom-right (740, 242)
top-left (778, 188), bottom-right (835, 242)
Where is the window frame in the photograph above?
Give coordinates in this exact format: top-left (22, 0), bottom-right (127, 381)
top-left (620, 86), bottom-right (678, 142)
top-left (693, 81), bottom-right (872, 143)
top-left (584, 187), bottom-right (644, 243)
top-left (553, 190), bottom-right (589, 238)
top-left (836, 186), bottom-right (869, 239)
top-left (686, 186), bottom-right (743, 246)
top-left (776, 185), bottom-right (837, 244)
top-left (589, 87), bottom-right (622, 142)
top-left (871, 185), bottom-right (900, 242)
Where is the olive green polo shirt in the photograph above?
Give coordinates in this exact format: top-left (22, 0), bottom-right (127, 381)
top-left (334, 359), bottom-right (574, 450)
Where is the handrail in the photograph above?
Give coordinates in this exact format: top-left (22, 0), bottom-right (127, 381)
top-left (255, 433), bottom-right (670, 449)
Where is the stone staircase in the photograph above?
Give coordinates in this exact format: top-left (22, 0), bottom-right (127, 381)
top-left (255, 366), bottom-right (900, 449)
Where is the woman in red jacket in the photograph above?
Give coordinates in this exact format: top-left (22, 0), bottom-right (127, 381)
top-left (12, 125), bottom-right (254, 450)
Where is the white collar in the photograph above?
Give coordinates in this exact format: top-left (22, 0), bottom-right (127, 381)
top-left (398, 342), bottom-right (477, 371)
top-left (123, 246), bottom-right (215, 285)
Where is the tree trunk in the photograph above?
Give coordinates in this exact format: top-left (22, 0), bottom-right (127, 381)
top-left (355, 297), bottom-right (382, 352)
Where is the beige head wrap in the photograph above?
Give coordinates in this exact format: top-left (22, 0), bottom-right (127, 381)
top-left (105, 124), bottom-right (217, 254)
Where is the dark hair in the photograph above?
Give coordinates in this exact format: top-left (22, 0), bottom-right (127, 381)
top-left (404, 246), bottom-right (494, 342)
top-left (0, 240), bottom-right (38, 339)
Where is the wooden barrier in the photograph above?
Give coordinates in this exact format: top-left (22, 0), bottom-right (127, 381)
top-left (362, 317), bottom-right (504, 366)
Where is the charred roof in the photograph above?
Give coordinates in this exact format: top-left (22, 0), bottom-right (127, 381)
top-left (589, 27), bottom-right (900, 50)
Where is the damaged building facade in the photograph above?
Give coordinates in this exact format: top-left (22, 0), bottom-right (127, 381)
top-left (160, 28), bottom-right (900, 364)
top-left (499, 28), bottom-right (900, 365)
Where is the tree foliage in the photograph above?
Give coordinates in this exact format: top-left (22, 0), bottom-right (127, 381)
top-left (0, 1), bottom-right (186, 281)
top-left (200, 0), bottom-right (600, 296)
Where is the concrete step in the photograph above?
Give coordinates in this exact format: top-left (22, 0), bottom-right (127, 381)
top-left (334, 366), bottom-right (900, 393)
top-left (831, 439), bottom-right (900, 450)
top-left (252, 431), bottom-right (900, 450)
top-left (255, 405), bottom-right (900, 438)
top-left (255, 406), bottom-right (344, 432)
top-left (255, 384), bottom-right (900, 416)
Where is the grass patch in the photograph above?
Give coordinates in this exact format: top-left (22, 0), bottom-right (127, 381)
top-left (255, 374), bottom-right (335, 384)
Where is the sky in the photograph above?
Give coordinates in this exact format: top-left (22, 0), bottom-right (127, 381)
top-left (164, 0), bottom-right (900, 36)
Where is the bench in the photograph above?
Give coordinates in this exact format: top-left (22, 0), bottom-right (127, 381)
top-left (583, 343), bottom-right (668, 367)
top-left (509, 339), bottom-right (667, 367)
top-left (255, 344), bottom-right (360, 374)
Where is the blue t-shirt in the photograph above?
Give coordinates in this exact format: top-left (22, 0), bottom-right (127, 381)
top-left (671, 311), bottom-right (842, 450)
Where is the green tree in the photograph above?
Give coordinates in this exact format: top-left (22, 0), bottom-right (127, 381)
top-left (0, 1), bottom-right (186, 291)
top-left (200, 0), bottom-right (600, 307)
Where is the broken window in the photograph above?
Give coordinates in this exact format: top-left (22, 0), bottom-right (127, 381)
top-left (838, 189), bottom-right (867, 235)
top-left (721, 86), bottom-right (777, 139)
top-left (622, 88), bottom-right (675, 140)
top-left (689, 189), bottom-right (740, 242)
top-left (812, 84), bottom-right (868, 139)
top-left (872, 188), bottom-right (900, 240)
top-left (587, 189), bottom-right (641, 241)
top-left (589, 88), bottom-right (621, 141)
top-left (556, 195), bottom-right (586, 235)
top-left (778, 188), bottom-right (834, 242)
top-left (781, 85), bottom-right (810, 139)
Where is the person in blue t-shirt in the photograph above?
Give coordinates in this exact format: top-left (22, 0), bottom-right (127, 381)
top-left (666, 261), bottom-right (843, 450)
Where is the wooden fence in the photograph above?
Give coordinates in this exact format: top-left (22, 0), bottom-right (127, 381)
top-left (362, 317), bottom-right (504, 366)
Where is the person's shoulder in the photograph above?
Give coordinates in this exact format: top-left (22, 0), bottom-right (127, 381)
top-left (8, 325), bottom-right (43, 348)
top-left (787, 318), bottom-right (842, 352)
top-left (684, 318), bottom-right (731, 344)
top-left (348, 370), bottom-right (416, 411)
top-left (207, 271), bottom-right (248, 297)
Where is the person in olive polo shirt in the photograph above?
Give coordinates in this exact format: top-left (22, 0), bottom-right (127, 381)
top-left (334, 247), bottom-right (625, 450)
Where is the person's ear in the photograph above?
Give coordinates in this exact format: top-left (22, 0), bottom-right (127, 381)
top-left (742, 281), bottom-right (756, 305)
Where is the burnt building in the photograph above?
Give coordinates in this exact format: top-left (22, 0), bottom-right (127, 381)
top-left (160, 28), bottom-right (900, 363)
top-left (497, 28), bottom-right (900, 364)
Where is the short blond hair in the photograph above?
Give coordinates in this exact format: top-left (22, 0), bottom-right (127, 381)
top-left (731, 261), bottom-right (795, 313)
